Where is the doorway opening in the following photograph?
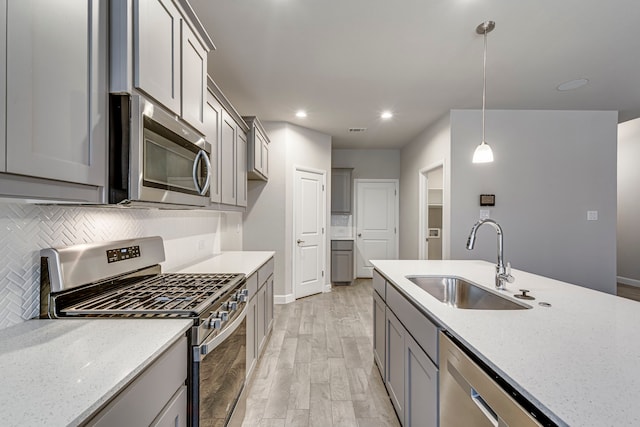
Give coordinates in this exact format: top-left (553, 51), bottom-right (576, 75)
top-left (419, 162), bottom-right (446, 260)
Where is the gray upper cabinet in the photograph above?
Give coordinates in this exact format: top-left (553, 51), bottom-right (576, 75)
top-left (111, 0), bottom-right (213, 134)
top-left (243, 116), bottom-right (270, 181)
top-left (236, 127), bottom-right (248, 207)
top-left (220, 110), bottom-right (237, 206)
top-left (331, 168), bottom-right (353, 214)
top-left (134, 0), bottom-right (181, 115)
top-left (4, 0), bottom-right (107, 191)
top-left (205, 89), bottom-right (222, 204)
top-left (180, 20), bottom-right (207, 133)
top-left (207, 79), bottom-right (249, 209)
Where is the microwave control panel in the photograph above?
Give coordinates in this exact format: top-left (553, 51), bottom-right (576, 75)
top-left (106, 245), bottom-right (141, 263)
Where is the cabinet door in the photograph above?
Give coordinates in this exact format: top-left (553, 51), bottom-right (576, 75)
top-left (135, 0), bottom-right (181, 114)
top-left (257, 283), bottom-right (266, 353)
top-left (373, 291), bottom-right (386, 378)
top-left (385, 307), bottom-right (405, 422)
top-left (236, 128), bottom-right (248, 207)
top-left (6, 0), bottom-right (107, 186)
top-left (405, 334), bottom-right (438, 427)
top-left (331, 168), bottom-right (352, 214)
top-left (220, 111), bottom-right (236, 205)
top-left (261, 139), bottom-right (269, 179)
top-left (205, 91), bottom-right (222, 203)
top-left (180, 22), bottom-right (206, 133)
top-left (246, 297), bottom-right (257, 378)
top-left (266, 275), bottom-right (274, 332)
top-left (252, 128), bottom-right (263, 175)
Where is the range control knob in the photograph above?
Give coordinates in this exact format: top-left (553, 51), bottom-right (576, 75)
top-left (208, 317), bottom-right (221, 329)
top-left (238, 293), bottom-right (247, 303)
top-left (218, 310), bottom-right (229, 321)
top-left (229, 301), bottom-right (238, 311)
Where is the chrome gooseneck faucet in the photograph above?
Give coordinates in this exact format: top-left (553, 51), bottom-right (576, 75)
top-left (466, 218), bottom-right (514, 290)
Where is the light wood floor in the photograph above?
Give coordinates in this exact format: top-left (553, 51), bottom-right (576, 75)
top-left (236, 279), bottom-right (400, 427)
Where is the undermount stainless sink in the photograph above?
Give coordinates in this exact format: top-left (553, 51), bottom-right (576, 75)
top-left (406, 276), bottom-right (531, 310)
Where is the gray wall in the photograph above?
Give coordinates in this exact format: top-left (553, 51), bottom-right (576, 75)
top-left (617, 118), bottom-right (640, 284)
top-left (332, 149), bottom-right (401, 179)
top-left (399, 114), bottom-right (451, 259)
top-left (450, 110), bottom-right (618, 294)
top-left (243, 122), bottom-right (332, 300)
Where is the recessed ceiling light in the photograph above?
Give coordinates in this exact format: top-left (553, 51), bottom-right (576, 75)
top-left (295, 110), bottom-right (307, 118)
top-left (381, 111), bottom-right (393, 120)
top-left (557, 78), bottom-right (589, 91)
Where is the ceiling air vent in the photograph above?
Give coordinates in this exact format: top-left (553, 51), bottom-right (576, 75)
top-left (348, 127), bottom-right (367, 133)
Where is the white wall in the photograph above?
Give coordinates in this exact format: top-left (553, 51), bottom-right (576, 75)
top-left (617, 118), bottom-right (640, 285)
top-left (450, 110), bottom-right (618, 294)
top-left (399, 114), bottom-right (451, 259)
top-left (332, 149), bottom-right (401, 179)
top-left (243, 122), bottom-right (332, 301)
top-left (0, 203), bottom-right (240, 330)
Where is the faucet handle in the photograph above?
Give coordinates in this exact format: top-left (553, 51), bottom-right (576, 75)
top-left (504, 262), bottom-right (515, 283)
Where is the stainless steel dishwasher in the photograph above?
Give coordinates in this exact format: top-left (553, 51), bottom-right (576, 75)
top-left (439, 332), bottom-right (555, 427)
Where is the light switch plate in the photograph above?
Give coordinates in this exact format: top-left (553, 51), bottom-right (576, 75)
top-left (480, 210), bottom-right (490, 220)
top-left (587, 211), bottom-right (598, 221)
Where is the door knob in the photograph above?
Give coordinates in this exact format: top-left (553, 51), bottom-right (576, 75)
top-left (357, 233), bottom-right (362, 237)
top-left (297, 239), bottom-right (305, 244)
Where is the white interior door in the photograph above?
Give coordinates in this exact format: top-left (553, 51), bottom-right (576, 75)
top-left (294, 169), bottom-right (326, 299)
top-left (355, 180), bottom-right (398, 278)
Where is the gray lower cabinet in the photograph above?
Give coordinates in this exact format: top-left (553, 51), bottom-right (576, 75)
top-left (246, 257), bottom-right (275, 379)
top-left (373, 289), bottom-right (386, 377)
top-left (374, 269), bottom-right (439, 427)
top-left (86, 336), bottom-right (188, 426)
top-left (331, 240), bottom-right (354, 283)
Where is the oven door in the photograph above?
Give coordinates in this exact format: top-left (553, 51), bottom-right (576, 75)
top-left (109, 95), bottom-right (211, 208)
top-left (193, 305), bottom-right (246, 427)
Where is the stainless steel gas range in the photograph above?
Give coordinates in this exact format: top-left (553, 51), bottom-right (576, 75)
top-left (40, 236), bottom-right (247, 427)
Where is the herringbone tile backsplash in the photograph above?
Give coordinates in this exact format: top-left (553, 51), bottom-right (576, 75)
top-left (0, 203), bottom-right (231, 330)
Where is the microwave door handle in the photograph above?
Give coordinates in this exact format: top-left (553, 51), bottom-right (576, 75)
top-left (192, 150), bottom-right (211, 196)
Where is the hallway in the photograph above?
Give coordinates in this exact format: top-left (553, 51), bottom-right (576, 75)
top-left (237, 279), bottom-right (400, 427)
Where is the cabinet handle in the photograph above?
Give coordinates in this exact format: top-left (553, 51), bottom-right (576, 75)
top-left (193, 150), bottom-right (212, 195)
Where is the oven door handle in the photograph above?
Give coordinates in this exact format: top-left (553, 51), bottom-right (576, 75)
top-left (193, 149), bottom-right (212, 196)
top-left (199, 304), bottom-right (246, 356)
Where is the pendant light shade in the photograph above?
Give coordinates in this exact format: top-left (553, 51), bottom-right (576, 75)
top-left (472, 21), bottom-right (495, 164)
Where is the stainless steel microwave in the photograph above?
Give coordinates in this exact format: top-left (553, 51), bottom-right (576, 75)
top-left (108, 95), bottom-right (211, 208)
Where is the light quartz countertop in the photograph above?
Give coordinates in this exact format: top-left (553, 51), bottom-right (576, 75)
top-left (176, 251), bottom-right (275, 276)
top-left (371, 259), bottom-right (640, 427)
top-left (0, 318), bottom-right (192, 427)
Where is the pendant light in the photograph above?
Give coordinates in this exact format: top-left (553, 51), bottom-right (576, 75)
top-left (472, 20), bottom-right (495, 164)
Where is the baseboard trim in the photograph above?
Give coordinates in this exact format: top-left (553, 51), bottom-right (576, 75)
top-left (274, 293), bottom-right (295, 304)
top-left (617, 276), bottom-right (640, 287)
top-left (324, 283), bottom-right (332, 293)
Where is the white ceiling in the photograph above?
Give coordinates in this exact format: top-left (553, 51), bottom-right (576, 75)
top-left (190, 0), bottom-right (640, 149)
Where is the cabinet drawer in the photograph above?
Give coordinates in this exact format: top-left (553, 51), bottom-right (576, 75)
top-left (246, 273), bottom-right (258, 301)
top-left (372, 269), bottom-right (386, 300)
top-left (151, 385), bottom-right (187, 427)
top-left (258, 258), bottom-right (274, 285)
top-left (87, 336), bottom-right (187, 426)
top-left (331, 240), bottom-right (353, 250)
top-left (386, 284), bottom-right (439, 366)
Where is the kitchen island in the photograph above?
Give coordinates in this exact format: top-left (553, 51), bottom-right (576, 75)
top-left (372, 259), bottom-right (640, 427)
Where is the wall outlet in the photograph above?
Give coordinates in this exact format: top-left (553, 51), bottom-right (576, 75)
top-left (587, 210), bottom-right (598, 221)
top-left (480, 209), bottom-right (490, 220)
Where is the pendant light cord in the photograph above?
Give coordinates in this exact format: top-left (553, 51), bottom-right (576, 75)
top-left (482, 28), bottom-right (487, 144)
